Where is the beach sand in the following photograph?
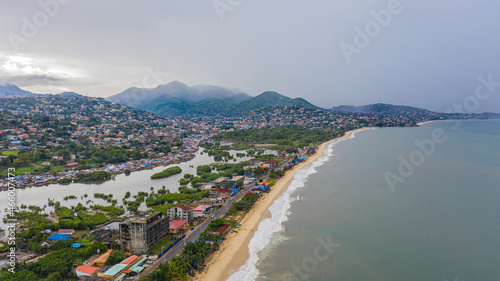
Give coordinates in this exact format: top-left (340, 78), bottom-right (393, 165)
top-left (193, 128), bottom-right (368, 281)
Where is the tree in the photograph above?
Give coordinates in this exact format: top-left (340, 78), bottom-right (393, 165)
top-left (46, 272), bottom-right (62, 281)
top-left (105, 251), bottom-right (126, 266)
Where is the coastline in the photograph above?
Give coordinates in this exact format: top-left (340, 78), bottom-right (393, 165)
top-left (193, 127), bottom-right (369, 281)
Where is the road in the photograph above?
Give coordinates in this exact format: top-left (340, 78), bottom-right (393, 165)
top-left (140, 179), bottom-right (259, 277)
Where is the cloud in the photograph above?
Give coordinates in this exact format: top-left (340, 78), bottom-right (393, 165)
top-left (0, 0), bottom-right (499, 112)
top-left (0, 74), bottom-right (66, 87)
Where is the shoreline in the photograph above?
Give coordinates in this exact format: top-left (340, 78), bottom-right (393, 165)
top-left (193, 127), bottom-right (369, 281)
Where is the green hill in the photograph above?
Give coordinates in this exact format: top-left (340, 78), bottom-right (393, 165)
top-left (106, 82), bottom-right (319, 117)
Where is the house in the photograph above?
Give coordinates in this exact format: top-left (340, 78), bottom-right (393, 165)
top-left (66, 163), bottom-right (79, 168)
top-left (76, 262), bottom-right (100, 277)
top-left (261, 160), bottom-right (279, 169)
top-left (229, 175), bottom-right (245, 187)
top-left (249, 158), bottom-right (259, 166)
top-left (167, 205), bottom-right (193, 221)
top-left (92, 249), bottom-right (114, 267)
top-left (193, 205), bottom-right (212, 218)
top-left (58, 229), bottom-right (75, 235)
top-left (217, 193), bottom-right (230, 203)
top-left (253, 185), bottom-right (270, 192)
top-left (215, 224), bottom-right (231, 234)
top-left (212, 177), bottom-right (229, 188)
top-left (48, 233), bottom-right (72, 241)
top-left (198, 197), bottom-right (219, 206)
top-left (169, 220), bottom-right (188, 234)
top-left (210, 188), bottom-right (232, 198)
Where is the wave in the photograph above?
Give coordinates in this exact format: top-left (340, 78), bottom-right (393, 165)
top-left (226, 132), bottom-right (358, 281)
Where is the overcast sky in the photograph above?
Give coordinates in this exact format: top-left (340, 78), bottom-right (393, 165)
top-left (1, 0), bottom-right (500, 112)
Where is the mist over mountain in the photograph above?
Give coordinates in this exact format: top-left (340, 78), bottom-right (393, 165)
top-left (0, 84), bottom-right (37, 98)
top-left (106, 81), bottom-right (319, 116)
top-left (330, 103), bottom-right (433, 114)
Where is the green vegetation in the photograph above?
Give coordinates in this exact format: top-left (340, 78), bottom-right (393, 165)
top-left (55, 206), bottom-right (74, 219)
top-left (146, 232), bottom-right (224, 280)
top-left (151, 166), bottom-right (182, 179)
top-left (207, 218), bottom-right (226, 232)
top-left (74, 171), bottom-right (112, 182)
top-left (213, 125), bottom-right (341, 151)
top-left (58, 178), bottom-right (72, 184)
top-left (0, 243), bottom-right (108, 280)
top-left (105, 250), bottom-right (126, 266)
top-left (90, 205), bottom-right (124, 216)
top-left (148, 236), bottom-right (172, 255)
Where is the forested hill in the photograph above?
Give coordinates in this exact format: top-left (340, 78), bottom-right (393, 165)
top-left (107, 81), bottom-right (319, 117)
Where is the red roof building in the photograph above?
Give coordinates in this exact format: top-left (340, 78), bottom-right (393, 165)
top-left (120, 255), bottom-right (138, 265)
top-left (176, 205), bottom-right (191, 211)
top-left (215, 224), bottom-right (231, 234)
top-left (169, 220), bottom-right (188, 230)
top-left (76, 263), bottom-right (100, 277)
top-left (58, 229), bottom-right (75, 235)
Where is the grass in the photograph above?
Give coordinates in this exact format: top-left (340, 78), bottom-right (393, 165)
top-left (147, 235), bottom-right (172, 255)
top-left (1, 150), bottom-right (18, 156)
top-left (267, 180), bottom-right (276, 187)
top-left (76, 236), bottom-right (95, 246)
top-left (0, 164), bottom-right (66, 177)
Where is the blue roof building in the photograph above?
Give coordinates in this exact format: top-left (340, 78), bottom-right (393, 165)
top-left (48, 234), bottom-right (72, 241)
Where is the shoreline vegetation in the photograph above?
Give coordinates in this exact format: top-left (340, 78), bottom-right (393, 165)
top-left (150, 166), bottom-right (182, 179)
top-left (193, 127), bottom-right (369, 281)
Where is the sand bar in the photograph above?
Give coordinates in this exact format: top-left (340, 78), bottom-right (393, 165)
top-left (193, 128), bottom-right (369, 281)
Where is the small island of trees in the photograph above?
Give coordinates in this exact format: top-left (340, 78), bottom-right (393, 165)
top-left (151, 166), bottom-right (182, 179)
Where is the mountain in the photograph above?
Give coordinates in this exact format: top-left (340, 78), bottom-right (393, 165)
top-left (0, 84), bottom-right (37, 98)
top-left (330, 103), bottom-right (432, 114)
top-left (238, 91), bottom-right (318, 112)
top-left (107, 81), bottom-right (253, 116)
top-left (107, 82), bottom-right (320, 117)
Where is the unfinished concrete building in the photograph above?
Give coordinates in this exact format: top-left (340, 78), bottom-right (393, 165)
top-left (119, 212), bottom-right (169, 254)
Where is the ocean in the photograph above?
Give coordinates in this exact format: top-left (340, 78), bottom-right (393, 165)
top-left (228, 120), bottom-right (500, 281)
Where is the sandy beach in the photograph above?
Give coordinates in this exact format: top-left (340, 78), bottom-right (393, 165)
top-left (193, 128), bottom-right (368, 281)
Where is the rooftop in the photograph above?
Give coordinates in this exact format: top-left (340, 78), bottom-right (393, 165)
top-left (215, 224), bottom-right (231, 234)
top-left (169, 220), bottom-right (188, 229)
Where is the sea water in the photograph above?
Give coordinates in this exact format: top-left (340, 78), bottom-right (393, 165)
top-left (229, 120), bottom-right (500, 281)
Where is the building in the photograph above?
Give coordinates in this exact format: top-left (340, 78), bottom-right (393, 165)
top-left (75, 262), bottom-right (100, 278)
top-left (58, 229), bottom-right (75, 235)
top-left (215, 224), bottom-right (231, 235)
top-left (93, 249), bottom-right (114, 267)
top-left (229, 175), bottom-right (245, 187)
top-left (119, 212), bottom-right (169, 254)
top-left (98, 255), bottom-right (148, 280)
top-left (76, 249), bottom-right (114, 276)
top-left (210, 188), bottom-right (232, 198)
top-left (212, 177), bottom-right (229, 188)
top-left (169, 220), bottom-right (188, 234)
top-left (198, 197), bottom-right (218, 206)
top-left (192, 205), bottom-right (212, 218)
top-left (261, 160), bottom-right (279, 169)
top-left (249, 158), bottom-right (259, 166)
top-left (167, 205), bottom-right (193, 222)
top-left (48, 233), bottom-right (72, 241)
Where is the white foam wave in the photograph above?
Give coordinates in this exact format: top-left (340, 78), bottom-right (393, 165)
top-left (226, 133), bottom-right (357, 281)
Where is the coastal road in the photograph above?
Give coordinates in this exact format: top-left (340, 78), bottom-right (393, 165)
top-left (140, 180), bottom-right (259, 277)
